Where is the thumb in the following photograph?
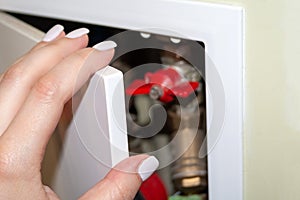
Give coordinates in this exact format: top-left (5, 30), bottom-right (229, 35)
top-left (79, 155), bottom-right (159, 200)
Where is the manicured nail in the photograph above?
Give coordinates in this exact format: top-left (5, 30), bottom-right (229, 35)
top-left (42, 24), bottom-right (64, 42)
top-left (138, 156), bottom-right (159, 181)
top-left (65, 28), bottom-right (89, 39)
top-left (93, 41), bottom-right (117, 51)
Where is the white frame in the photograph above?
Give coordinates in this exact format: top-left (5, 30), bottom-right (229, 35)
top-left (0, 1), bottom-right (244, 199)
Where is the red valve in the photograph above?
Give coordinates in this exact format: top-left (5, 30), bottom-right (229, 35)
top-left (140, 173), bottom-right (168, 200)
top-left (126, 68), bottom-right (199, 103)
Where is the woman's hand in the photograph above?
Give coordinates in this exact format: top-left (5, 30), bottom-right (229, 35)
top-left (0, 25), bottom-right (158, 200)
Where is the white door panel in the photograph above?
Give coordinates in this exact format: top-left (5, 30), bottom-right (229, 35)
top-left (53, 67), bottom-right (129, 199)
top-left (0, 12), bottom-right (43, 72)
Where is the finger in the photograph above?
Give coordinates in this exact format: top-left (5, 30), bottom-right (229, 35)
top-left (1, 41), bottom-right (116, 170)
top-left (29, 31), bottom-right (66, 53)
top-left (29, 24), bottom-right (66, 53)
top-left (41, 24), bottom-right (65, 43)
top-left (0, 28), bottom-right (89, 134)
top-left (79, 155), bottom-right (159, 200)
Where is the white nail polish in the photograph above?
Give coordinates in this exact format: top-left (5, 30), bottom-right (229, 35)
top-left (65, 28), bottom-right (90, 39)
top-left (42, 24), bottom-right (64, 42)
top-left (138, 156), bottom-right (159, 181)
top-left (93, 41), bottom-right (117, 51)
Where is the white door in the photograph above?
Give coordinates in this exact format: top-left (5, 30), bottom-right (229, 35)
top-left (0, 12), bottom-right (43, 72)
top-left (0, 12), bottom-right (129, 199)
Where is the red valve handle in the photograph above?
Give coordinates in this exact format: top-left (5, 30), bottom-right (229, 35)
top-left (126, 68), bottom-right (199, 103)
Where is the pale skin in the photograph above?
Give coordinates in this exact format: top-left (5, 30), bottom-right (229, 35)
top-left (0, 30), bottom-right (150, 199)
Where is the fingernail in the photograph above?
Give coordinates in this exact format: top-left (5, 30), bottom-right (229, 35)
top-left (93, 41), bottom-right (117, 51)
top-left (138, 156), bottom-right (159, 181)
top-left (65, 28), bottom-right (89, 39)
top-left (42, 24), bottom-right (64, 42)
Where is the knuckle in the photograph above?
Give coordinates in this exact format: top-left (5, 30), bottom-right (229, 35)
top-left (105, 177), bottom-right (128, 200)
top-left (105, 174), bottom-right (137, 200)
top-left (33, 77), bottom-right (60, 103)
top-left (1, 66), bottom-right (25, 87)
